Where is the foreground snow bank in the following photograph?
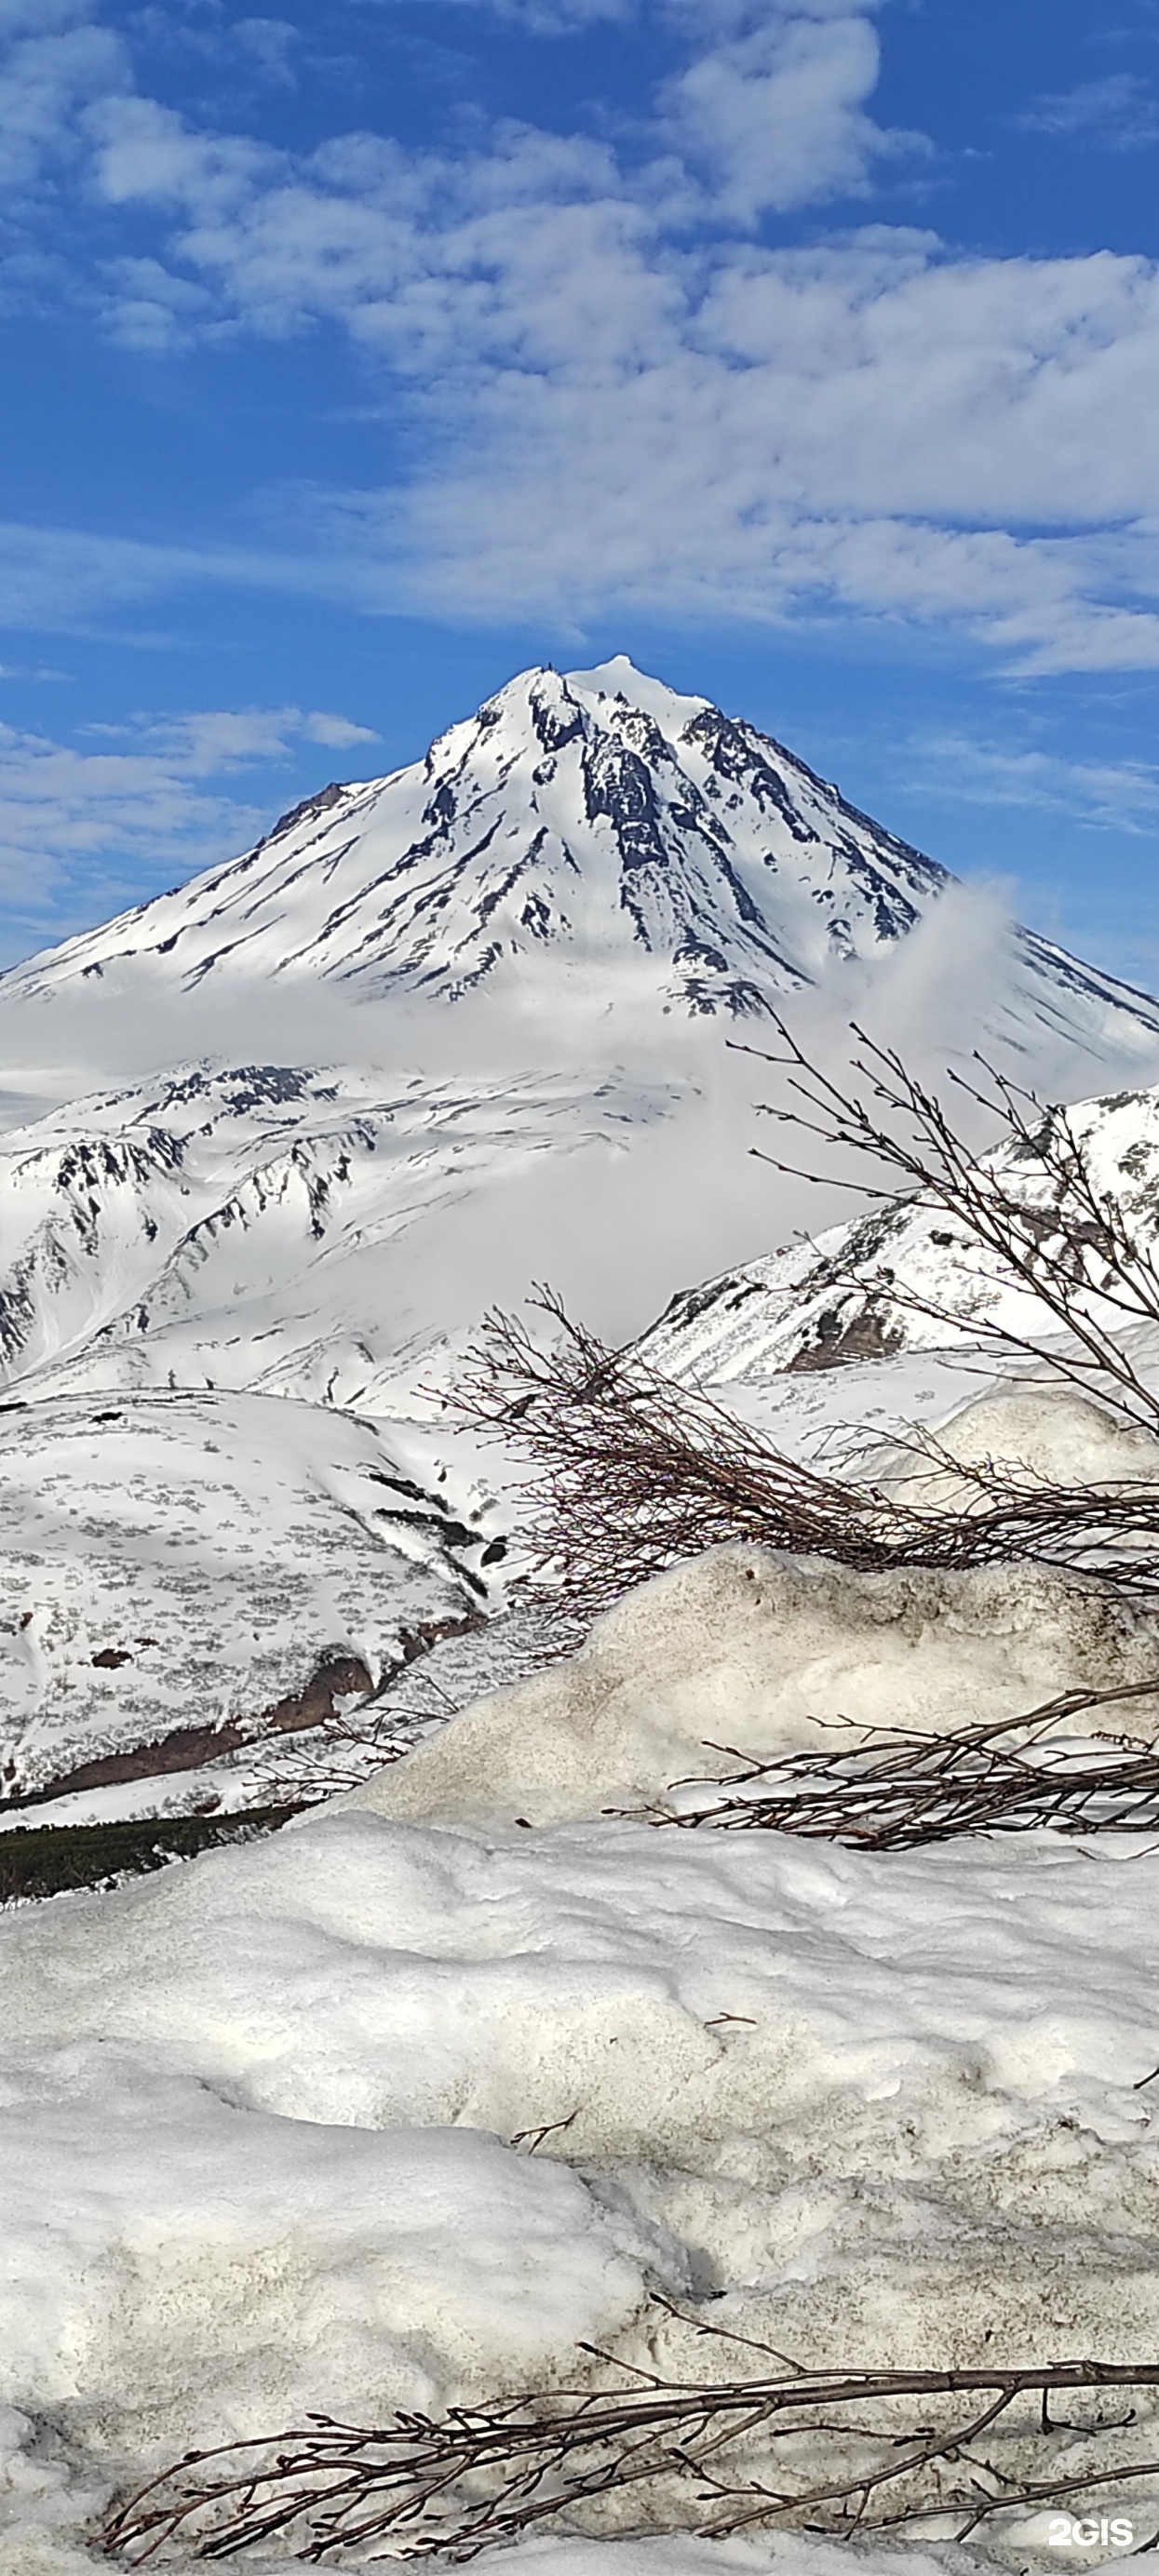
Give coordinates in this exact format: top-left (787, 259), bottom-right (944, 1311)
top-left (6, 1780), bottom-right (1159, 2566)
top-left (344, 1538), bottom-right (1159, 1831)
top-left (445, 2542), bottom-right (1010, 2576)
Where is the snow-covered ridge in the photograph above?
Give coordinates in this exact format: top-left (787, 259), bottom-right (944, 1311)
top-left (0, 1055), bottom-right (686, 1407)
top-left (640, 1080), bottom-right (1159, 1381)
top-left (5, 655), bottom-right (1159, 1060)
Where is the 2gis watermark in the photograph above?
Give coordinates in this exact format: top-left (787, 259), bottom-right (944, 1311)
top-left (1045, 2513), bottom-right (1141, 2551)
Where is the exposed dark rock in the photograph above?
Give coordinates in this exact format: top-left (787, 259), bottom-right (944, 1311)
top-left (787, 1302), bottom-right (908, 1370)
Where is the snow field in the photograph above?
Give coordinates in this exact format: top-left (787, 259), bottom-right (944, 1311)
top-left (0, 1388), bottom-right (489, 1800)
top-left (7, 1766), bottom-right (1159, 2563)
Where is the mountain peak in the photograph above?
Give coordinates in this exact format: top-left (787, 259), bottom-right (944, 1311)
top-left (564, 655), bottom-right (709, 735)
top-left (5, 660), bottom-right (1159, 1063)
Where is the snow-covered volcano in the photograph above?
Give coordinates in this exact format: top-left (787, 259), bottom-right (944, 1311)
top-left (3, 657), bottom-right (1159, 1817)
top-left (6, 655), bottom-right (1159, 1061)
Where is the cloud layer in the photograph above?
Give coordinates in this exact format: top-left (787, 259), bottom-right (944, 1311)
top-left (2, 3), bottom-right (1159, 671)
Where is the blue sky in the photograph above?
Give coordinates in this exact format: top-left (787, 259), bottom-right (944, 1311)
top-left (3, 0), bottom-right (1159, 982)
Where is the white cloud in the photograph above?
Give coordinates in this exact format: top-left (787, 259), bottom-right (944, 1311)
top-left (49, 11), bottom-right (1159, 672)
top-left (6, 2), bottom-right (1159, 673)
top-left (0, 0), bottom-right (91, 31)
top-left (300, 709), bottom-right (380, 748)
top-left (909, 733), bottom-right (1159, 835)
top-left (442, 0), bottom-right (633, 24)
top-left (1020, 73), bottom-right (1159, 151)
top-left (87, 705), bottom-right (380, 768)
top-left (0, 13), bottom-right (126, 195)
top-left (0, 723), bottom-right (262, 946)
top-left (293, 223), bottom-right (1159, 668)
top-left (88, 91), bottom-right (272, 214)
top-left (0, 521), bottom-right (257, 629)
top-left (662, 10), bottom-right (917, 222)
top-left (0, 704), bottom-right (380, 958)
top-left (232, 18), bottom-right (298, 85)
top-left (0, 518), bottom-right (404, 632)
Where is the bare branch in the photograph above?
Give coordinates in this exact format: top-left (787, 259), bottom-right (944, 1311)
top-left (101, 2357), bottom-right (1159, 2562)
top-left (448, 1288), bottom-right (1159, 1629)
top-left (621, 1681), bottom-right (1159, 1846)
top-left (734, 1017), bottom-right (1159, 1433)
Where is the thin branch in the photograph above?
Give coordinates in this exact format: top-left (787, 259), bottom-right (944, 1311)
top-left (620, 1682), bottom-right (1159, 1848)
top-left (102, 2359), bottom-right (1159, 2563)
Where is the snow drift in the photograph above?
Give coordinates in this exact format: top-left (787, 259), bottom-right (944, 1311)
top-left (343, 1534), bottom-right (1159, 1833)
top-left (6, 1725), bottom-right (1159, 2565)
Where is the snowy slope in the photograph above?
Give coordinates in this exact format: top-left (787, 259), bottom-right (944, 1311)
top-left (0, 1057), bottom-right (682, 1408)
top-left (640, 1079), bottom-right (1159, 1383)
top-left (7, 1551), bottom-right (1159, 2568)
top-left (0, 1052), bottom-right (689, 1803)
top-left (0, 1387), bottom-right (501, 1805)
top-left (4, 655), bottom-right (1158, 1063)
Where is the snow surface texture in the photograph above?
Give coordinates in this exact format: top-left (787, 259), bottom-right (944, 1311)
top-left (341, 1533), bottom-right (1159, 1833)
top-left (0, 1388), bottom-right (497, 1805)
top-left (7, 1568), bottom-right (1159, 2568)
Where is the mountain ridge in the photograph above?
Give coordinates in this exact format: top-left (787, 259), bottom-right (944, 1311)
top-left (638, 1079), bottom-right (1159, 1386)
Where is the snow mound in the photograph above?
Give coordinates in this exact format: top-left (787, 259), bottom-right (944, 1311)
top-left (343, 1538), bottom-right (1159, 1831)
top-left (871, 1384), bottom-right (1159, 1509)
top-left (6, 1794), bottom-right (1159, 2566)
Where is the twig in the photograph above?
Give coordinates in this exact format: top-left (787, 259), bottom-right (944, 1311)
top-left (101, 2358), bottom-right (1159, 2563)
top-left (622, 1681), bottom-right (1159, 1847)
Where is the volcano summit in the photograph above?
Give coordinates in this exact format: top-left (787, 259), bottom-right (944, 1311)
top-left (7, 656), bottom-right (1158, 1064)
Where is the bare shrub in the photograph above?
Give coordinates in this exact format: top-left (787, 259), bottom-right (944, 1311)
top-left (450, 1025), bottom-right (1159, 1626)
top-left (451, 1287), bottom-right (1159, 1630)
top-left (620, 1679), bottom-right (1159, 1846)
top-left (102, 2338), bottom-right (1159, 2562)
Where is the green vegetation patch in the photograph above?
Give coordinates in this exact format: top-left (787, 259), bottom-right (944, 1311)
top-left (0, 1805), bottom-right (305, 1903)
